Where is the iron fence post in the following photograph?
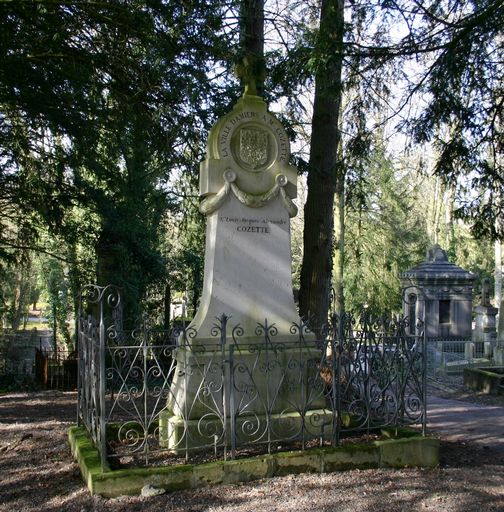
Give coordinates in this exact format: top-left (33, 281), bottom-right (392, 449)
top-left (220, 315), bottom-right (228, 461)
top-left (182, 325), bottom-right (190, 463)
top-left (364, 322), bottom-right (370, 434)
top-left (422, 324), bottom-right (427, 436)
top-left (143, 319), bottom-right (149, 464)
top-left (334, 313), bottom-right (342, 446)
top-left (299, 332), bottom-right (306, 450)
top-left (99, 293), bottom-right (107, 472)
top-left (77, 307), bottom-right (81, 426)
top-left (229, 344), bottom-right (236, 460)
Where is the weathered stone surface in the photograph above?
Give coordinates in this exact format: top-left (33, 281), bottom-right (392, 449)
top-left (322, 444), bottom-right (380, 472)
top-left (140, 484), bottom-right (165, 497)
top-left (159, 409), bottom-right (334, 452)
top-left (377, 436), bottom-right (439, 468)
top-left (189, 194), bottom-right (299, 342)
top-left (200, 94), bottom-right (296, 205)
top-left (191, 93), bottom-right (300, 343)
top-left (464, 366), bottom-right (504, 395)
top-left (69, 426), bottom-right (438, 498)
top-left (165, 346), bottom-right (326, 421)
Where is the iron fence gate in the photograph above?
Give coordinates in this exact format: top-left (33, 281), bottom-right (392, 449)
top-left (35, 346), bottom-right (77, 390)
top-left (77, 285), bottom-right (427, 471)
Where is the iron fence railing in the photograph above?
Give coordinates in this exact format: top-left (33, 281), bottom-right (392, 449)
top-left (77, 285), bottom-right (427, 471)
top-left (426, 337), bottom-right (489, 373)
top-left (35, 347), bottom-right (77, 390)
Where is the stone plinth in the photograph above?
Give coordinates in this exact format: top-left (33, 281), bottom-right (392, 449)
top-left (473, 305), bottom-right (498, 357)
top-left (161, 341), bottom-right (327, 451)
top-left (159, 409), bottom-right (334, 454)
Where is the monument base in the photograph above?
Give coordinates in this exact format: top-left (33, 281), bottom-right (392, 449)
top-left (165, 344), bottom-right (326, 420)
top-left (159, 409), bottom-right (336, 453)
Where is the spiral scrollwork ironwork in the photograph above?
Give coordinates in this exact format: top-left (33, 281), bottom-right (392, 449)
top-left (77, 286), bottom-right (426, 467)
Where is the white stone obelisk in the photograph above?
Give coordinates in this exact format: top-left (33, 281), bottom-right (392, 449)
top-left (160, 93), bottom-right (328, 451)
top-left (190, 94), bottom-right (299, 341)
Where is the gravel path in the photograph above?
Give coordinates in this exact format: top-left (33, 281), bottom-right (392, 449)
top-left (0, 389), bottom-right (503, 512)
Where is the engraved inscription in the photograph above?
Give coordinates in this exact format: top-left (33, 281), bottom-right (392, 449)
top-left (261, 114), bottom-right (288, 163)
top-left (237, 225), bottom-right (270, 233)
top-left (219, 215), bottom-right (287, 234)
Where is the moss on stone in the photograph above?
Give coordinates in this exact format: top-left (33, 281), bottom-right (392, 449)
top-left (377, 436), bottom-right (439, 468)
top-left (380, 427), bottom-right (421, 439)
top-left (69, 424), bottom-right (439, 498)
top-left (274, 449), bottom-right (322, 477)
top-left (222, 457), bottom-right (270, 484)
top-left (192, 460), bottom-right (226, 487)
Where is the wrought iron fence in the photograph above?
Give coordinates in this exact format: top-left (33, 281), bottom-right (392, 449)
top-left (77, 285), bottom-right (427, 471)
top-left (426, 337), bottom-right (488, 373)
top-left (35, 346), bottom-right (77, 390)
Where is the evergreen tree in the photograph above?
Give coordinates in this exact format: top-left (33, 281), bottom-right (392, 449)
top-left (0, 1), bottom-right (236, 318)
top-left (344, 146), bottom-right (429, 316)
top-left (299, 0), bottom-right (345, 330)
top-left (389, 1), bottom-right (504, 239)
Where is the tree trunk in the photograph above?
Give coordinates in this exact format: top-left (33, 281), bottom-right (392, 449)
top-left (238, 0), bottom-right (265, 96)
top-left (495, 241), bottom-right (502, 307)
top-left (11, 272), bottom-right (29, 331)
top-left (432, 175), bottom-right (441, 244)
top-left (299, 0), bottom-right (345, 331)
top-left (444, 184), bottom-right (455, 253)
top-left (332, 172), bottom-right (345, 315)
top-left (164, 283), bottom-right (171, 329)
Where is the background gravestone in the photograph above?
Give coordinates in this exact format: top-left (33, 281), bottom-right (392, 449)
top-left (473, 278), bottom-right (498, 358)
top-left (495, 299), bottom-right (504, 364)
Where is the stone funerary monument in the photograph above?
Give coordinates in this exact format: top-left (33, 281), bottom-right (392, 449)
top-left (160, 92), bottom-right (328, 451)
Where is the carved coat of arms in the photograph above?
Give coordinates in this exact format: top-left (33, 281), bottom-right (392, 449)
top-left (239, 128), bottom-right (268, 169)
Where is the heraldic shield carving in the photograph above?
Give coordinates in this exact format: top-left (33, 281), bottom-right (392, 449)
top-left (239, 127), bottom-right (269, 169)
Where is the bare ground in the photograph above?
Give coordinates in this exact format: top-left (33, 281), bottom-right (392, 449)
top-left (0, 389), bottom-right (503, 512)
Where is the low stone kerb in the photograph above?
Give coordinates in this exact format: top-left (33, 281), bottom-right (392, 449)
top-left (69, 426), bottom-right (439, 498)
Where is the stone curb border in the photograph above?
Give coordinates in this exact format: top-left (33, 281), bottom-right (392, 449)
top-left (68, 426), bottom-right (439, 498)
top-left (464, 366), bottom-right (504, 395)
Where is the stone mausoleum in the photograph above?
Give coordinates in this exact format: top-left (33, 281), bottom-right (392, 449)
top-left (400, 245), bottom-right (475, 338)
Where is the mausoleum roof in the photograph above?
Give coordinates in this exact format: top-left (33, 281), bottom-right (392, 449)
top-left (400, 245), bottom-right (475, 282)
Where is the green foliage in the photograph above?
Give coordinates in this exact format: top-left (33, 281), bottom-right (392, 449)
top-left (450, 223), bottom-right (494, 303)
top-left (0, 373), bottom-right (39, 393)
top-left (1, 0), bottom-right (500, 329)
top-left (0, 0), bottom-right (237, 322)
top-left (388, 0), bottom-right (504, 239)
top-left (0, 252), bottom-right (37, 331)
top-left (40, 257), bottom-right (72, 348)
top-left (343, 147), bottom-right (429, 316)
